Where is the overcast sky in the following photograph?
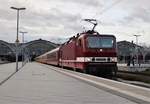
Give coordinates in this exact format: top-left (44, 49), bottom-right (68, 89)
top-left (0, 0), bottom-right (150, 45)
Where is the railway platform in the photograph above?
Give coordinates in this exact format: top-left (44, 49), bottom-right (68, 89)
top-left (0, 62), bottom-right (149, 104)
top-left (118, 63), bottom-right (150, 72)
top-left (0, 63), bottom-right (22, 85)
top-left (0, 60), bottom-right (9, 64)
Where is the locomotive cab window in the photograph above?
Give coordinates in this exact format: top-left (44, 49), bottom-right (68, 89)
top-left (87, 36), bottom-right (114, 48)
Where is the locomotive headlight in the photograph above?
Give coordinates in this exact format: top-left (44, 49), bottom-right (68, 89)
top-left (84, 57), bottom-right (92, 62)
top-left (110, 57), bottom-right (117, 62)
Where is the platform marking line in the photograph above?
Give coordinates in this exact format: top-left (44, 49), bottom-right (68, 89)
top-left (40, 64), bottom-right (150, 104)
top-left (0, 64), bottom-right (25, 86)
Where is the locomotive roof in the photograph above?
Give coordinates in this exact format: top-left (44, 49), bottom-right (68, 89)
top-left (46, 47), bottom-right (60, 54)
top-left (61, 30), bottom-right (116, 46)
top-left (37, 47), bottom-right (60, 58)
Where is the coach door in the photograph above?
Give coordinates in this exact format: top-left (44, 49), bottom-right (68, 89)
top-left (59, 50), bottom-right (63, 68)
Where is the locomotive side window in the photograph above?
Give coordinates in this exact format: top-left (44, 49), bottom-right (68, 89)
top-left (78, 39), bottom-right (82, 46)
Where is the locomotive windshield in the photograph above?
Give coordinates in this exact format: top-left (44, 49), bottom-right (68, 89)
top-left (87, 36), bottom-right (114, 48)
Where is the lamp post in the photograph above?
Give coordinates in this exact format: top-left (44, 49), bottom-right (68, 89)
top-left (20, 31), bottom-right (27, 66)
top-left (11, 7), bottom-right (26, 72)
top-left (133, 35), bottom-right (141, 65)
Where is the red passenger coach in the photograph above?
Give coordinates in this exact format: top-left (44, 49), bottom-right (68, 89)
top-left (36, 47), bottom-right (60, 66)
top-left (46, 47), bottom-right (60, 66)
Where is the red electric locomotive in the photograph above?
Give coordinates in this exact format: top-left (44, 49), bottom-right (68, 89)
top-left (36, 19), bottom-right (118, 76)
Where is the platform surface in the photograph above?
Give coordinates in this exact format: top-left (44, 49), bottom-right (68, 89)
top-left (0, 63), bottom-right (21, 83)
top-left (0, 62), bottom-right (138, 104)
top-left (118, 63), bottom-right (150, 72)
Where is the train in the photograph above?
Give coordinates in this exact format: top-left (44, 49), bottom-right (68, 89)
top-left (36, 30), bottom-right (118, 77)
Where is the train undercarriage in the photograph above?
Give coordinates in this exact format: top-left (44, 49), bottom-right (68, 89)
top-left (83, 63), bottom-right (118, 77)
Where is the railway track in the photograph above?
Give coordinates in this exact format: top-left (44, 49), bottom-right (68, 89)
top-left (117, 71), bottom-right (150, 84)
top-left (86, 70), bottom-right (150, 88)
top-left (117, 78), bottom-right (150, 88)
top-left (84, 70), bottom-right (150, 88)
top-left (118, 70), bottom-right (150, 76)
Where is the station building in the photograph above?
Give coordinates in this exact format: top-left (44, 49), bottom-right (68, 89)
top-left (0, 39), bottom-right (150, 63)
top-left (117, 40), bottom-right (150, 63)
top-left (0, 39), bottom-right (58, 61)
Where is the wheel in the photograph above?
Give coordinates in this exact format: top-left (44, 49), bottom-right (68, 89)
top-left (111, 67), bottom-right (118, 78)
top-left (82, 69), bottom-right (89, 74)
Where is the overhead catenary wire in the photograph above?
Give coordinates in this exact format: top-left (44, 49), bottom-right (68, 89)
top-left (80, 0), bottom-right (125, 31)
top-left (92, 0), bottom-right (124, 19)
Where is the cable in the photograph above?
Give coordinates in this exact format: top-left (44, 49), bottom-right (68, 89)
top-left (93, 0), bottom-right (124, 19)
top-left (92, 0), bottom-right (125, 29)
top-left (80, 0), bottom-right (125, 31)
